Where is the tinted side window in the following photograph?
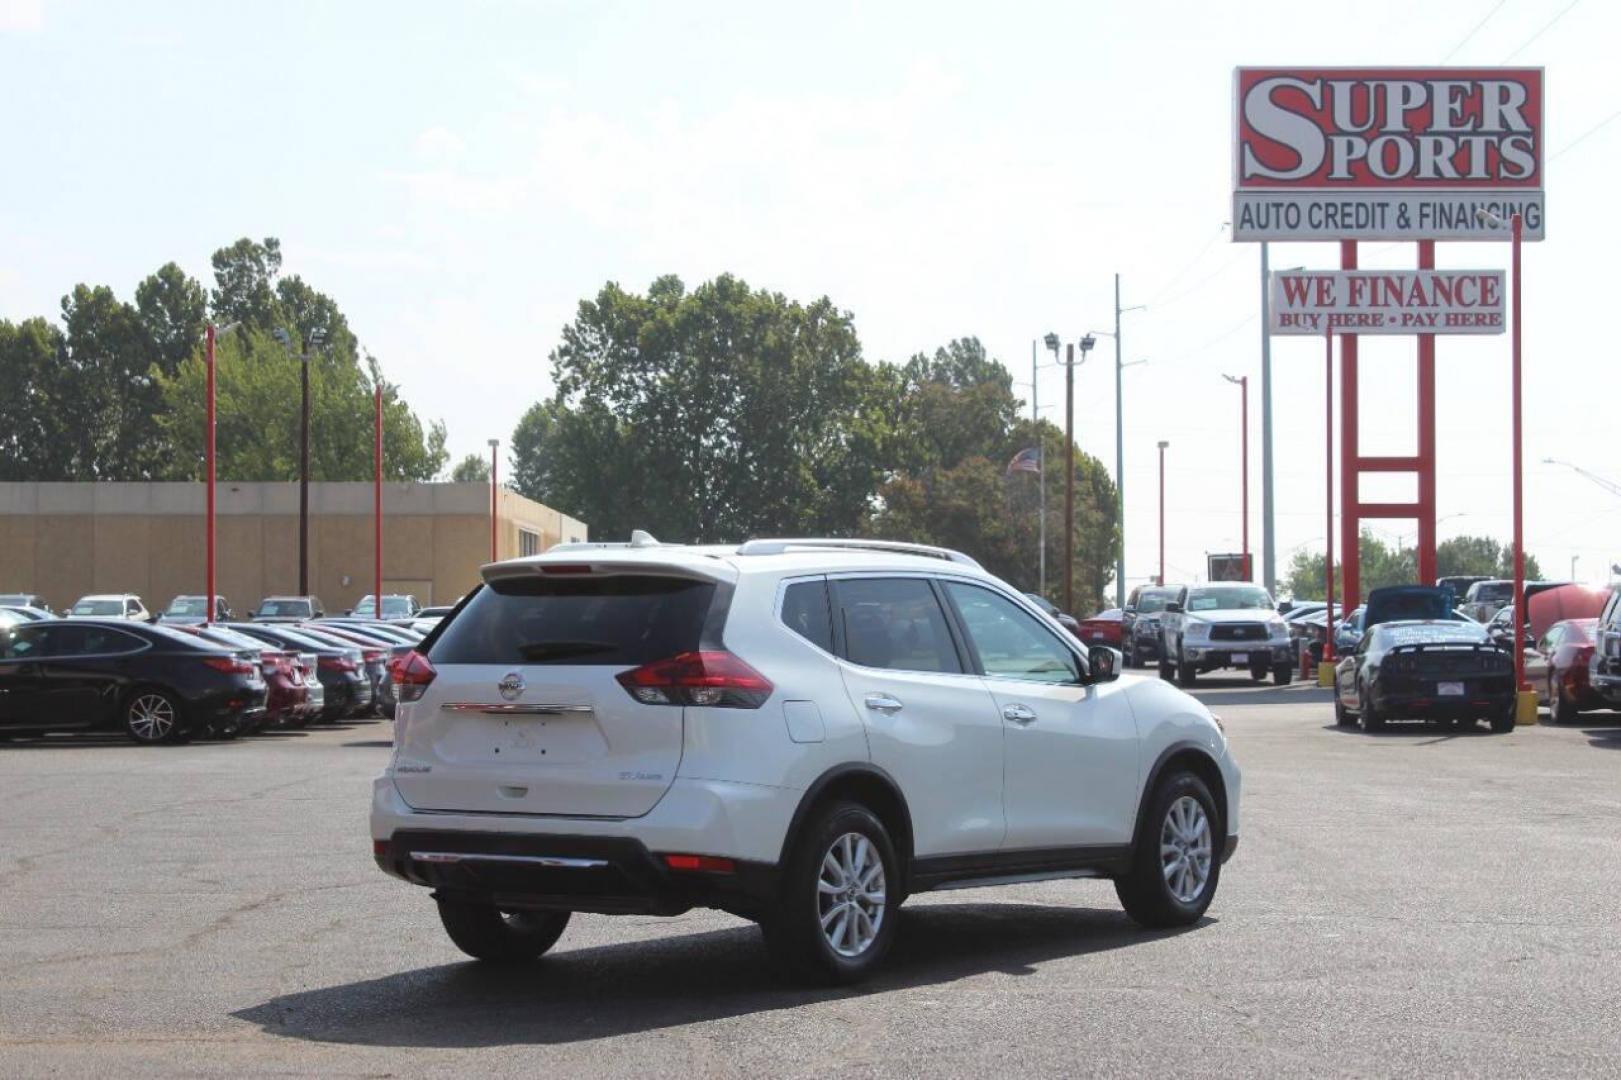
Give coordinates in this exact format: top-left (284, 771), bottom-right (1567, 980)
top-left (943, 582), bottom-right (1080, 684)
top-left (79, 627), bottom-right (144, 655)
top-left (429, 574), bottom-right (716, 666)
top-left (3, 625), bottom-right (51, 659)
top-left (833, 578), bottom-right (961, 674)
top-left (780, 579), bottom-right (833, 653)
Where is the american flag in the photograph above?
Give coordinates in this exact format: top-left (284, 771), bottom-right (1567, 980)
top-left (1006, 447), bottom-right (1041, 475)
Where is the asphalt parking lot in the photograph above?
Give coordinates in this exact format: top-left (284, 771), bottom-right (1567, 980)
top-left (3, 684), bottom-right (1620, 1078)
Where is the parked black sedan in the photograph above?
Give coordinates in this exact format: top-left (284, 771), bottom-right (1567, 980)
top-left (1333, 620), bottom-right (1516, 734)
top-left (221, 623), bottom-right (371, 720)
top-left (0, 620), bottom-right (267, 744)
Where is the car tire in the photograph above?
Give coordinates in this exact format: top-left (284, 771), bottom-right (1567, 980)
top-left (1158, 653), bottom-right (1174, 681)
top-left (1249, 666), bottom-right (1267, 683)
top-left (123, 687), bottom-right (189, 745)
top-left (1489, 701), bottom-right (1515, 734)
top-left (435, 898), bottom-right (570, 963)
top-left (1550, 679), bottom-right (1579, 724)
top-left (1116, 770), bottom-right (1221, 929)
top-left (1358, 682), bottom-right (1384, 732)
top-left (761, 800), bottom-right (898, 985)
top-left (1273, 664), bottom-right (1293, 686)
top-left (1176, 650), bottom-right (1197, 688)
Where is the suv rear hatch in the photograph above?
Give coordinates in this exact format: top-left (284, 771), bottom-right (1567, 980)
top-left (391, 559), bottom-right (733, 818)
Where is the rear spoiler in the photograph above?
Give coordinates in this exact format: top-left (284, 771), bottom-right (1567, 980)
top-left (480, 557), bottom-right (736, 586)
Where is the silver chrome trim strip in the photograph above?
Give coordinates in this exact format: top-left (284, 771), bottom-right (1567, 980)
top-left (440, 702), bottom-right (593, 715)
top-left (409, 851), bottom-right (610, 869)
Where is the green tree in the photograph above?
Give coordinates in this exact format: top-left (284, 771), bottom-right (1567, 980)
top-left (513, 274), bottom-right (888, 541)
top-left (449, 453), bottom-right (490, 482)
top-left (1438, 534), bottom-right (1543, 581)
top-left (153, 329), bottom-right (447, 482)
top-left (1284, 531), bottom-right (1540, 602)
top-left (0, 318), bottom-right (72, 480)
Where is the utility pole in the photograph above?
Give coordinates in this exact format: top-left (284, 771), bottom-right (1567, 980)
top-left (299, 349), bottom-right (310, 595)
top-left (1032, 339), bottom-right (1045, 597)
top-left (1223, 374), bottom-right (1250, 578)
top-left (1260, 241), bottom-right (1276, 595)
top-left (1157, 440), bottom-right (1169, 586)
top-left (1064, 342), bottom-right (1076, 616)
top-left (1113, 275), bottom-right (1124, 608)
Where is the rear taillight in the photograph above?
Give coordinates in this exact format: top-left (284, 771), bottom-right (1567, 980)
top-left (662, 853), bottom-right (736, 873)
top-left (201, 655), bottom-right (255, 675)
top-left (362, 649), bottom-right (384, 664)
top-left (319, 655), bottom-right (359, 673)
top-left (615, 651), bottom-right (772, 708)
top-left (392, 651), bottom-right (437, 703)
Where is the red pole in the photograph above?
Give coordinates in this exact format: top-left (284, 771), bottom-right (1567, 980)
top-left (1324, 328), bottom-right (1336, 664)
top-left (1240, 375), bottom-right (1250, 579)
top-left (1417, 240), bottom-right (1438, 584)
top-left (205, 324), bottom-right (217, 626)
top-left (1511, 213), bottom-right (1526, 692)
top-left (374, 385), bottom-right (383, 614)
top-left (489, 441), bottom-right (499, 563)
top-left (1339, 240), bottom-right (1360, 611)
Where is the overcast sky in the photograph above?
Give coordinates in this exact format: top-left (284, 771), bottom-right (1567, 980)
top-left (2, 0), bottom-right (1615, 596)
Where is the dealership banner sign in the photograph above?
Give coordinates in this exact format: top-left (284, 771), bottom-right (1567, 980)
top-left (1269, 270), bottom-right (1506, 335)
top-left (1233, 68), bottom-right (1544, 241)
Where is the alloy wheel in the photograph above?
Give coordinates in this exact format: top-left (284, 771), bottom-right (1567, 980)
top-left (1160, 795), bottom-right (1212, 904)
top-left (817, 832), bottom-right (886, 958)
top-left (128, 694), bottom-right (176, 742)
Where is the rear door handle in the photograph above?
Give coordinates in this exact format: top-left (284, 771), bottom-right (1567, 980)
top-left (1002, 703), bottom-right (1037, 725)
top-left (863, 693), bottom-right (903, 715)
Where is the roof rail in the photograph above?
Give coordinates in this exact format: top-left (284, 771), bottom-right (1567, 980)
top-left (736, 538), bottom-right (981, 568)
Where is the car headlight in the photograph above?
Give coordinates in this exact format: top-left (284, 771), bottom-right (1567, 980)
top-left (1267, 618), bottom-right (1289, 637)
top-left (1184, 621), bottom-right (1208, 640)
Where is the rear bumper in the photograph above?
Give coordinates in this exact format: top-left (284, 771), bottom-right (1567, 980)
top-left (1372, 681), bottom-right (1515, 717)
top-left (1590, 671), bottom-right (1621, 704)
top-left (373, 829), bottom-right (779, 917)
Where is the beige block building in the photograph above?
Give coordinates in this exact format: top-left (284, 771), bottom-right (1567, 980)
top-left (0, 482), bottom-right (587, 614)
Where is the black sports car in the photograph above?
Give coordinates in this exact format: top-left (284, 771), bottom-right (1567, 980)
top-left (0, 619), bottom-right (267, 743)
top-left (1333, 619), bottom-right (1516, 733)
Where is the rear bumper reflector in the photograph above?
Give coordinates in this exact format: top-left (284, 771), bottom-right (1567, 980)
top-left (409, 851), bottom-right (609, 870)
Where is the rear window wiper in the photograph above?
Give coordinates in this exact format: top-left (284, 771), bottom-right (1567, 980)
top-left (516, 640), bottom-right (622, 661)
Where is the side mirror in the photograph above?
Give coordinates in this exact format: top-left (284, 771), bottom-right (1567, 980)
top-left (1089, 645), bottom-right (1121, 683)
top-left (1165, 601), bottom-right (1183, 614)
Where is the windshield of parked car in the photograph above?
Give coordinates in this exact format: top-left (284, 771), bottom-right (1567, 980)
top-left (1136, 590), bottom-right (1175, 613)
top-left (1472, 582), bottom-right (1513, 602)
top-left (1186, 586), bottom-right (1272, 613)
top-left (0, 595), bottom-right (34, 606)
top-left (256, 600), bottom-right (310, 617)
top-left (165, 597), bottom-right (210, 616)
top-left (70, 599), bottom-right (125, 616)
top-left (354, 596), bottom-right (412, 616)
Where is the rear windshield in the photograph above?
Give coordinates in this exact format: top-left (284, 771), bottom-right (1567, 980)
top-left (257, 600), bottom-right (311, 616)
top-left (430, 574), bottom-right (716, 666)
top-left (1472, 582), bottom-right (1513, 602)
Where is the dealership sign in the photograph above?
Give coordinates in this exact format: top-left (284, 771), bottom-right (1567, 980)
top-left (1269, 270), bottom-right (1506, 335)
top-left (1233, 68), bottom-right (1544, 241)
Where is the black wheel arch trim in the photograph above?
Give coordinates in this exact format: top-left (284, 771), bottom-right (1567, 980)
top-left (779, 762), bottom-right (915, 885)
top-left (1131, 739), bottom-right (1228, 853)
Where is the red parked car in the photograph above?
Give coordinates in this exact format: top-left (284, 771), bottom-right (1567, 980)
top-left (171, 624), bottom-right (309, 730)
top-left (1075, 608), bottom-right (1125, 648)
top-left (1528, 617), bottom-right (1605, 724)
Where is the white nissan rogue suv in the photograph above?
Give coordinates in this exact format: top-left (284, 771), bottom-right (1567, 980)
top-left (372, 535), bottom-right (1241, 983)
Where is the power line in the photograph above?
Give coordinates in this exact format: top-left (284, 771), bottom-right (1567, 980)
top-left (1550, 107), bottom-right (1621, 162)
top-left (1502, 0), bottom-right (1581, 62)
top-left (1442, 0), bottom-right (1511, 61)
top-left (1144, 223), bottom-right (1229, 305)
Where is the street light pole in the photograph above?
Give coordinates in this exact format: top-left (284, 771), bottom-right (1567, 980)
top-left (374, 383), bottom-right (383, 615)
top-left (1223, 374), bottom-right (1250, 579)
top-left (1157, 440), bottom-right (1169, 586)
top-left (488, 438), bottom-right (500, 563)
top-left (1032, 338), bottom-right (1045, 597)
top-left (299, 349), bottom-right (311, 595)
top-left (1323, 328), bottom-right (1336, 667)
top-left (1113, 274), bottom-right (1124, 608)
top-left (1064, 342), bottom-right (1076, 616)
